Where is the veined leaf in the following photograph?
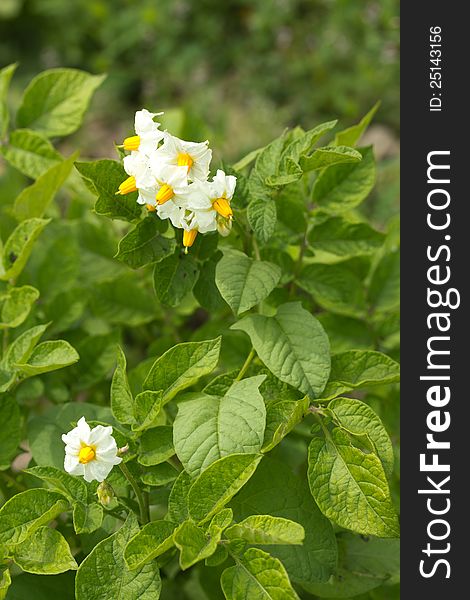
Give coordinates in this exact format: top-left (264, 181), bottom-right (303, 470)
top-left (232, 302), bottom-right (330, 397)
top-left (0, 129), bottom-right (62, 179)
top-left (225, 515), bottom-right (304, 546)
top-left (124, 520), bottom-right (177, 570)
top-left (75, 513), bottom-right (161, 600)
top-left (1, 218), bottom-right (50, 281)
top-left (173, 376), bottom-right (266, 477)
top-left (11, 527), bottom-right (77, 574)
top-left (16, 68), bottom-right (105, 137)
top-left (143, 337), bottom-right (221, 403)
top-left (215, 249), bottom-right (281, 315)
top-left (221, 547), bottom-right (299, 600)
top-left (188, 454), bottom-right (262, 524)
top-left (307, 428), bottom-right (399, 537)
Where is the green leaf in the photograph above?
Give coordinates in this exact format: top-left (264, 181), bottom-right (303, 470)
top-left (0, 63), bottom-right (17, 138)
top-left (13, 153), bottom-right (77, 220)
top-left (133, 390), bottom-right (163, 432)
top-left (16, 68), bottom-right (105, 137)
top-left (153, 251), bottom-right (199, 306)
top-left (1, 218), bottom-right (50, 281)
top-left (0, 285), bottom-right (39, 329)
top-left (138, 426), bottom-right (175, 466)
top-left (262, 396), bottom-right (309, 452)
top-left (226, 515), bottom-right (304, 546)
top-left (25, 466), bottom-right (88, 504)
top-left (221, 547), bottom-right (299, 600)
top-left (75, 513), bottom-right (161, 600)
top-left (111, 346), bottom-right (134, 425)
top-left (312, 147), bottom-right (376, 213)
top-left (143, 337), bottom-right (221, 403)
top-left (215, 249), bottom-right (281, 315)
top-left (281, 121), bottom-right (337, 165)
top-left (167, 470), bottom-right (193, 524)
top-left (247, 196), bottom-right (277, 244)
top-left (188, 454), bottom-right (262, 524)
top-left (14, 340), bottom-right (79, 376)
top-left (297, 264), bottom-right (366, 318)
top-left (174, 520), bottom-right (220, 570)
top-left (249, 133), bottom-right (287, 198)
top-left (173, 376), bottom-right (266, 477)
top-left (307, 428), bottom-right (399, 537)
top-left (308, 215), bottom-right (384, 261)
top-left (321, 350), bottom-right (400, 400)
top-left (327, 397), bottom-right (394, 477)
top-left (3, 323), bottom-right (48, 370)
top-left (124, 520), bottom-right (177, 570)
top-left (72, 502), bottom-right (104, 534)
top-left (90, 275), bottom-right (156, 327)
top-left (0, 489), bottom-right (69, 546)
top-left (232, 302), bottom-right (330, 397)
top-left (141, 463), bottom-right (179, 487)
top-left (0, 129), bottom-right (62, 179)
top-left (231, 457), bottom-right (337, 585)
top-left (11, 527), bottom-right (77, 574)
top-left (0, 567), bottom-right (11, 600)
top-left (301, 532), bottom-right (399, 598)
top-left (368, 249), bottom-right (400, 314)
top-left (266, 158), bottom-right (303, 187)
top-left (75, 159), bottom-right (142, 222)
top-left (299, 145), bottom-right (362, 172)
top-left (334, 102), bottom-right (381, 147)
top-left (0, 395), bottom-right (21, 469)
top-left (115, 217), bottom-right (176, 269)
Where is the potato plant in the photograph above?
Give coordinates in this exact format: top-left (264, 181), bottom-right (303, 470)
top-left (0, 66), bottom-right (400, 599)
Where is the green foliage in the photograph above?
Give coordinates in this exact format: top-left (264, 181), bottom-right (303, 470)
top-left (0, 77), bottom-right (399, 600)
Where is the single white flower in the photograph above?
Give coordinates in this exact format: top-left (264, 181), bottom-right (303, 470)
top-left (116, 151), bottom-right (156, 196)
top-left (151, 133), bottom-right (212, 182)
top-left (183, 169), bottom-right (237, 232)
top-left (62, 417), bottom-right (122, 483)
top-left (121, 108), bottom-right (165, 155)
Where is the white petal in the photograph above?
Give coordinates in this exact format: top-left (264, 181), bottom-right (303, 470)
top-left (87, 460), bottom-right (114, 483)
top-left (89, 425), bottom-right (113, 446)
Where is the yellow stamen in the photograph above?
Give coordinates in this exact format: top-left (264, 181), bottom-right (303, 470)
top-left (156, 183), bottom-right (174, 205)
top-left (116, 176), bottom-right (137, 195)
top-left (177, 152), bottom-right (194, 171)
top-left (183, 229), bottom-right (198, 252)
top-left (78, 444), bottom-right (96, 464)
top-left (212, 197), bottom-right (233, 218)
top-left (123, 135), bottom-right (141, 151)
top-left (146, 203), bottom-right (156, 212)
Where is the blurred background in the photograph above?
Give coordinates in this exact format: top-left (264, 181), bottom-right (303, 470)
top-left (0, 0), bottom-right (399, 166)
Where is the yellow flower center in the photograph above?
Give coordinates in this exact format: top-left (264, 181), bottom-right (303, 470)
top-left (123, 135), bottom-right (141, 151)
top-left (78, 444), bottom-right (96, 464)
top-left (212, 197), bottom-right (233, 218)
top-left (146, 203), bottom-right (157, 212)
top-left (183, 229), bottom-right (198, 252)
top-left (156, 183), bottom-right (174, 205)
top-left (116, 176), bottom-right (137, 195)
top-left (177, 152), bottom-right (194, 171)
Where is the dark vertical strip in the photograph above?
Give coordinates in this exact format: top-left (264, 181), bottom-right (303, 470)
top-left (401, 3), bottom-right (467, 596)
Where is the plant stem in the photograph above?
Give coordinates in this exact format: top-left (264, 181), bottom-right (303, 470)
top-left (119, 463), bottom-right (149, 525)
top-left (236, 347), bottom-right (256, 381)
top-left (252, 237), bottom-right (261, 261)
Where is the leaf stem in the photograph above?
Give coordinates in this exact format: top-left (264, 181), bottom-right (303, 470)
top-left (252, 237), bottom-right (261, 261)
top-left (236, 347), bottom-right (256, 381)
top-left (119, 462), bottom-right (149, 525)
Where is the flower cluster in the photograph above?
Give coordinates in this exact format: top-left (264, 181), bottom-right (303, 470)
top-left (116, 109), bottom-right (236, 251)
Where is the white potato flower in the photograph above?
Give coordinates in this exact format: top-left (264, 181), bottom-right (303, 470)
top-left (151, 133), bottom-right (212, 182)
top-left (116, 151), bottom-right (156, 196)
top-left (183, 169), bottom-right (237, 231)
top-left (62, 417), bottom-right (122, 483)
top-left (121, 108), bottom-right (165, 155)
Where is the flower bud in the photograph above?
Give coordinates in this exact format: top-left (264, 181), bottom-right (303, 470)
top-left (97, 481), bottom-right (115, 507)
